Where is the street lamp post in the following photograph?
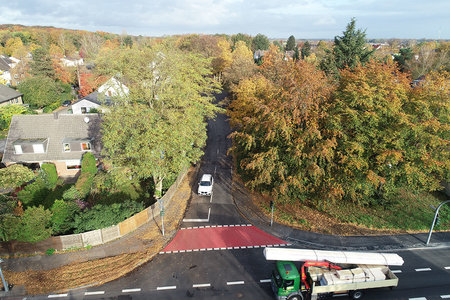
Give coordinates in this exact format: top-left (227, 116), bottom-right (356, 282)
top-left (426, 200), bottom-right (449, 245)
top-left (270, 201), bottom-right (274, 226)
top-left (159, 198), bottom-right (165, 236)
top-left (0, 258), bottom-right (9, 292)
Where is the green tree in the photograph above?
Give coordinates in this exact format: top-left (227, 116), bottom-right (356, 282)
top-left (97, 45), bottom-right (220, 197)
top-left (393, 47), bottom-right (414, 73)
top-left (0, 164), bottom-right (35, 190)
top-left (0, 104), bottom-right (29, 131)
top-left (18, 76), bottom-right (60, 108)
top-left (30, 47), bottom-right (56, 78)
top-left (51, 200), bottom-right (80, 235)
top-left (320, 18), bottom-right (374, 77)
top-left (252, 34), bottom-right (270, 52)
top-left (286, 35), bottom-right (296, 51)
top-left (273, 40), bottom-right (283, 51)
top-left (40, 163), bottom-right (58, 189)
top-left (231, 33), bottom-right (253, 50)
top-left (301, 41), bottom-right (312, 59)
top-left (17, 205), bottom-right (53, 242)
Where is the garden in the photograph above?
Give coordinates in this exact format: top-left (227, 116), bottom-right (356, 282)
top-left (0, 152), bottom-right (166, 243)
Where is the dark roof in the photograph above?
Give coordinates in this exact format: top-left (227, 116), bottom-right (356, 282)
top-left (73, 91), bottom-right (113, 106)
top-left (0, 55), bottom-right (12, 72)
top-left (0, 84), bottom-right (23, 104)
top-left (2, 114), bottom-right (102, 163)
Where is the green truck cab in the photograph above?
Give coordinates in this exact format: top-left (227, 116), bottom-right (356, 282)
top-left (271, 261), bottom-right (303, 300)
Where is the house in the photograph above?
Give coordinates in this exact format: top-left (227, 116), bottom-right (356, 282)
top-left (0, 84), bottom-right (24, 106)
top-left (60, 57), bottom-right (84, 67)
top-left (2, 113), bottom-right (101, 177)
top-left (0, 55), bottom-right (13, 85)
top-left (72, 77), bottom-right (129, 114)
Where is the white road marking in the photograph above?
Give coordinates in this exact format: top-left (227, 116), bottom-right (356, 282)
top-left (391, 270), bottom-right (402, 273)
top-left (48, 294), bottom-right (68, 298)
top-left (193, 283), bottom-right (211, 288)
top-left (246, 224), bottom-right (252, 226)
top-left (333, 294), bottom-right (348, 298)
top-left (179, 250), bottom-right (185, 253)
top-left (157, 286), bottom-right (176, 291)
top-left (207, 248), bottom-right (213, 251)
top-left (85, 291), bottom-right (105, 296)
top-left (445, 266), bottom-right (450, 270)
top-left (409, 298), bottom-right (427, 300)
top-left (227, 281), bottom-right (244, 285)
top-left (260, 279), bottom-right (271, 283)
top-left (415, 268), bottom-right (432, 272)
top-left (214, 248), bottom-right (220, 250)
top-left (122, 288), bottom-right (141, 293)
top-left (441, 295), bottom-right (450, 299)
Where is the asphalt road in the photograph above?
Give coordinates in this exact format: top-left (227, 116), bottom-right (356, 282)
top-left (28, 91), bottom-right (450, 300)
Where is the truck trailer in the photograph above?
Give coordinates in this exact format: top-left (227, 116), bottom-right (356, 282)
top-left (264, 248), bottom-right (404, 300)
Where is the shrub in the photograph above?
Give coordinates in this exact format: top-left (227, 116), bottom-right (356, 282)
top-left (17, 205), bottom-right (52, 242)
top-left (17, 176), bottom-right (49, 207)
top-left (41, 163), bottom-right (58, 189)
top-left (75, 173), bottom-right (94, 199)
top-left (81, 152), bottom-right (97, 175)
top-left (62, 186), bottom-right (81, 201)
top-left (0, 214), bottom-right (21, 242)
top-left (45, 248), bottom-right (55, 255)
top-left (51, 199), bottom-right (80, 235)
top-left (0, 164), bottom-right (35, 190)
top-left (72, 200), bottom-right (144, 233)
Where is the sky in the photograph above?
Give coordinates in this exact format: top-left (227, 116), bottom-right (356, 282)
top-left (0, 0), bottom-right (449, 39)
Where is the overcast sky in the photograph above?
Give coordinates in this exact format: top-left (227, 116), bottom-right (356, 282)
top-left (1, 0), bottom-right (448, 39)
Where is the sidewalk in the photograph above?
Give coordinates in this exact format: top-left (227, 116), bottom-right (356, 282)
top-left (232, 179), bottom-right (450, 251)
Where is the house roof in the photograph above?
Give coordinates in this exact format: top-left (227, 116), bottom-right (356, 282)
top-left (0, 55), bottom-right (12, 72)
top-left (2, 113), bottom-right (102, 164)
top-left (0, 84), bottom-right (23, 104)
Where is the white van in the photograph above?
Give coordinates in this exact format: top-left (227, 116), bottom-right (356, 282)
top-left (198, 174), bottom-right (213, 196)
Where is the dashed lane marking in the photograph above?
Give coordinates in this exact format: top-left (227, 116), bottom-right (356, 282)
top-left (260, 279), bottom-right (271, 283)
top-left (84, 291), bottom-right (105, 296)
top-left (445, 266), bottom-right (450, 270)
top-left (48, 294), bottom-right (68, 298)
top-left (157, 286), bottom-right (177, 291)
top-left (415, 268), bottom-right (432, 272)
top-left (227, 281), bottom-right (245, 285)
top-left (181, 224), bottom-right (251, 229)
top-left (409, 298), bottom-right (427, 300)
top-left (193, 283), bottom-right (211, 288)
top-left (122, 288), bottom-right (141, 293)
top-left (391, 270), bottom-right (402, 273)
top-left (441, 295), bottom-right (450, 299)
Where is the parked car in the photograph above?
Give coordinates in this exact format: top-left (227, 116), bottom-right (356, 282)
top-left (62, 100), bottom-right (72, 107)
top-left (198, 174), bottom-right (213, 196)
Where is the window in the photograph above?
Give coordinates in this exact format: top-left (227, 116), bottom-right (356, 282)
top-left (63, 143), bottom-right (71, 152)
top-left (14, 145), bottom-right (23, 154)
top-left (66, 160), bottom-right (81, 170)
top-left (32, 144), bottom-right (45, 153)
top-left (81, 142), bottom-right (91, 151)
top-left (81, 107), bottom-right (87, 114)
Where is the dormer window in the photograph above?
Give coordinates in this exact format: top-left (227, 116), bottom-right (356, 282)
top-left (63, 143), bottom-right (71, 152)
top-left (13, 138), bottom-right (48, 154)
top-left (14, 145), bottom-right (23, 154)
top-left (81, 142), bottom-right (91, 151)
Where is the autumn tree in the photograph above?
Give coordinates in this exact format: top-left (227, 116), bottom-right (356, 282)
top-left (326, 61), bottom-right (449, 204)
top-left (286, 35), bottom-right (296, 51)
top-left (231, 33), bottom-right (252, 50)
top-left (228, 49), bottom-right (334, 201)
top-left (223, 41), bottom-right (256, 90)
top-left (0, 164), bottom-right (36, 190)
top-left (211, 38), bottom-right (232, 80)
top-left (0, 104), bottom-right (30, 131)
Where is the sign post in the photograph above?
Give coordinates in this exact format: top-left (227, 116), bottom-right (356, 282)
top-left (270, 201), bottom-right (274, 226)
top-left (0, 259), bottom-right (8, 292)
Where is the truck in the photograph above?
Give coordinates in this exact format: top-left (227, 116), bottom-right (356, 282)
top-left (264, 248), bottom-right (404, 300)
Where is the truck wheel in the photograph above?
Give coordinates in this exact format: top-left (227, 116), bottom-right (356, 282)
top-left (350, 290), bottom-right (364, 299)
top-left (288, 294), bottom-right (304, 300)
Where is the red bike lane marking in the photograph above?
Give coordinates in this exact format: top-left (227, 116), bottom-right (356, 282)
top-left (163, 226), bottom-right (287, 252)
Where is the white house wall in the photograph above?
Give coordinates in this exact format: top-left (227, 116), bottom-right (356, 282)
top-left (71, 99), bottom-right (101, 114)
